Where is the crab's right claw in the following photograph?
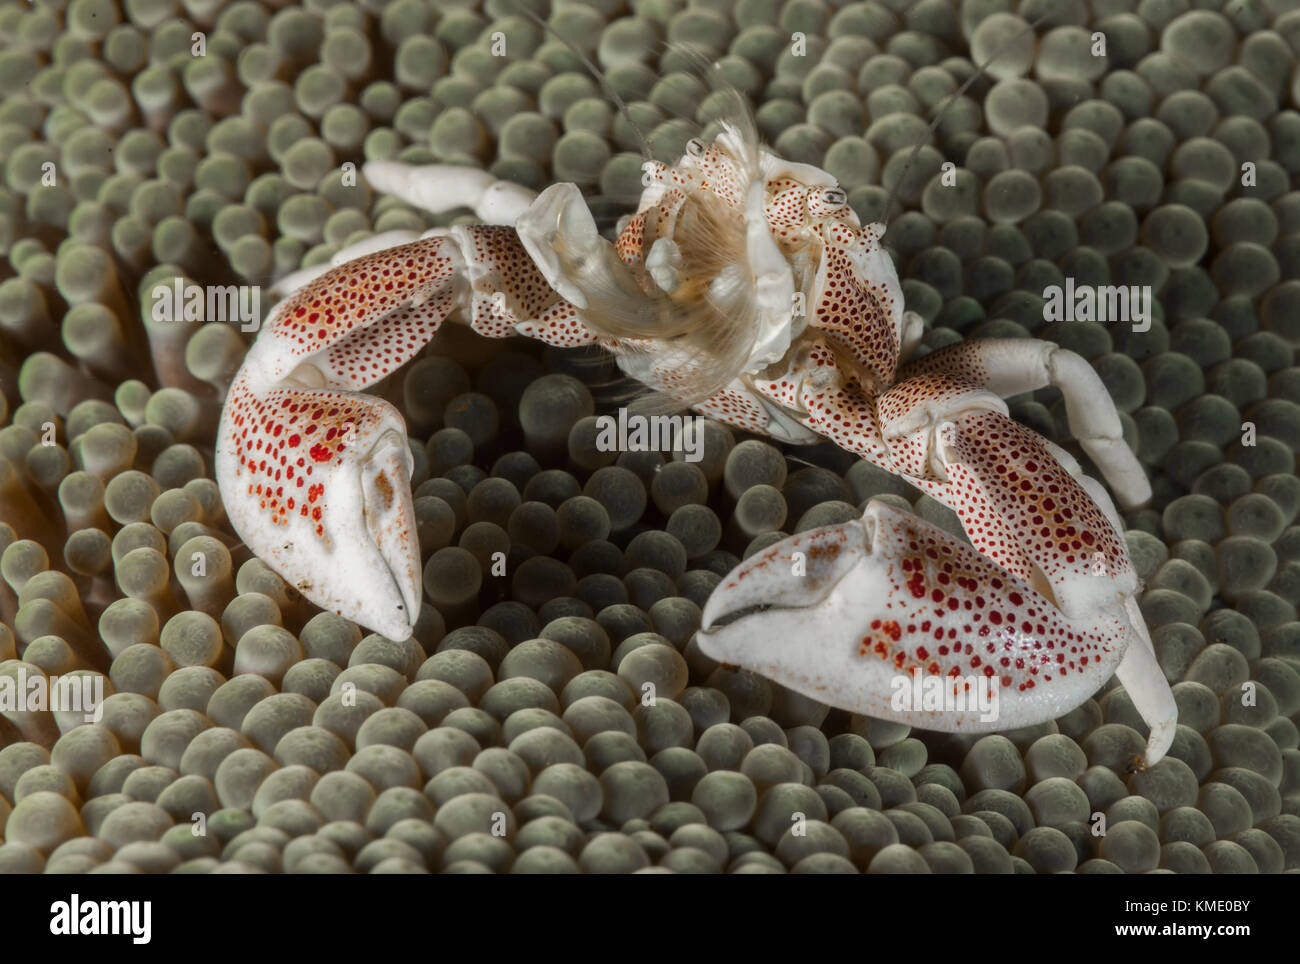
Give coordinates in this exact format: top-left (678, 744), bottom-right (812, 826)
top-left (215, 373), bottom-right (422, 642)
top-left (697, 500), bottom-right (1129, 738)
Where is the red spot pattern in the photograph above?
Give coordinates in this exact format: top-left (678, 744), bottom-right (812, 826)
top-left (929, 409), bottom-right (1132, 586)
top-left (269, 229), bottom-right (603, 393)
top-left (810, 244), bottom-right (901, 392)
top-left (851, 510), bottom-right (1123, 692)
top-left (323, 291), bottom-right (457, 388)
top-left (765, 180), bottom-right (811, 237)
top-left (754, 338), bottom-right (893, 465)
top-left (878, 371), bottom-right (987, 434)
top-left (616, 212), bottom-right (647, 266)
top-left (461, 225), bottom-right (600, 347)
top-left (657, 143), bottom-right (748, 208)
top-left (224, 375), bottom-right (376, 541)
top-left (265, 238), bottom-right (455, 375)
top-left (897, 339), bottom-right (993, 384)
top-left (692, 387), bottom-right (771, 435)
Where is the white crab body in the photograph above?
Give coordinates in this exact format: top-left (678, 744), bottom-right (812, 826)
top-left (216, 123), bottom-right (1177, 769)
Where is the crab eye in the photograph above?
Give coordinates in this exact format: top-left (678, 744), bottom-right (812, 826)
top-left (821, 187), bottom-right (847, 208)
top-left (686, 137), bottom-right (706, 158)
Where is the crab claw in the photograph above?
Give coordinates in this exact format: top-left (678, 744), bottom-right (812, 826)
top-left (215, 372), bottom-right (422, 642)
top-left (698, 500), bottom-right (1132, 741)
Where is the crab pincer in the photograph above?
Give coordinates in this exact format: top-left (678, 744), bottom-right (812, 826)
top-left (214, 241), bottom-right (458, 641)
top-left (699, 462), bottom-right (1175, 770)
top-left (215, 175), bottom-right (613, 641)
top-left (215, 110), bottom-right (1178, 770)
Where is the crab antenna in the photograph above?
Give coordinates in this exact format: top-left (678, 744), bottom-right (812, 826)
top-left (878, 12), bottom-right (1051, 229)
top-left (510, 1), bottom-right (652, 161)
top-left (670, 45), bottom-right (763, 175)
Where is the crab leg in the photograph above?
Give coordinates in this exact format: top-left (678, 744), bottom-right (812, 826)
top-left (899, 338), bottom-right (1151, 509)
top-left (217, 224), bottom-right (602, 640)
top-left (363, 162), bottom-right (539, 226)
top-left (271, 164), bottom-right (539, 297)
top-left (751, 338), bottom-right (897, 465)
top-left (732, 360), bottom-right (1176, 766)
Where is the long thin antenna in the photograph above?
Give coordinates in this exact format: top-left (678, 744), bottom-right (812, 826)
top-left (878, 14), bottom-right (1050, 228)
top-left (510, 1), bottom-right (652, 161)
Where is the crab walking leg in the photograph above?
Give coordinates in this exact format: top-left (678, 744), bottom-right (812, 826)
top-left (899, 339), bottom-right (1151, 509)
top-left (698, 500), bottom-right (1129, 737)
top-left (363, 162), bottom-right (539, 226)
top-left (218, 229), bottom-right (601, 639)
top-left (1114, 605), bottom-right (1179, 766)
top-left (272, 165), bottom-right (540, 298)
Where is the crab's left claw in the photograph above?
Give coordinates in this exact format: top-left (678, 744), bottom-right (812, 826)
top-left (698, 500), bottom-right (1131, 739)
top-left (215, 373), bottom-right (422, 643)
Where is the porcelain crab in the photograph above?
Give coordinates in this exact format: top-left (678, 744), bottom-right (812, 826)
top-left (215, 116), bottom-right (1177, 768)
